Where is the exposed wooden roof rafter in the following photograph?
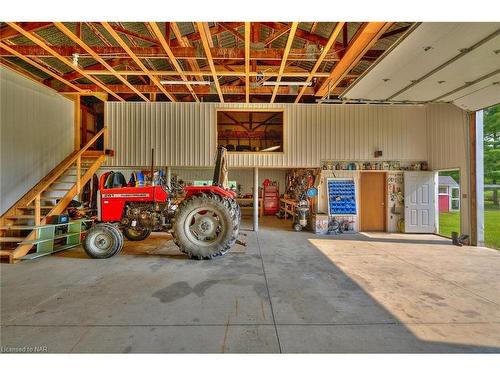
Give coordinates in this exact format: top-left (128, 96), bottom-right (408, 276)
top-left (5, 22), bottom-right (124, 101)
top-left (54, 22), bottom-right (149, 101)
top-left (0, 41), bottom-right (84, 93)
top-left (270, 22), bottom-right (298, 103)
top-left (316, 22), bottom-right (393, 97)
top-left (295, 22), bottom-right (345, 103)
top-left (148, 22), bottom-right (199, 102)
top-left (101, 22), bottom-right (176, 101)
top-left (196, 22), bottom-right (224, 102)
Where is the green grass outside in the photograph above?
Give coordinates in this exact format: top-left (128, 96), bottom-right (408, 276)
top-left (439, 208), bottom-right (500, 250)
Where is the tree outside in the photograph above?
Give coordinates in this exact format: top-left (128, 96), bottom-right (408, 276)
top-left (483, 104), bottom-right (500, 249)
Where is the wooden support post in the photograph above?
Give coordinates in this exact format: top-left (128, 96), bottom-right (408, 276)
top-left (469, 112), bottom-right (477, 245)
top-left (245, 22), bottom-right (251, 103)
top-left (74, 96), bottom-right (81, 150)
top-left (34, 194), bottom-right (41, 226)
top-left (76, 155), bottom-right (81, 194)
top-left (103, 126), bottom-right (108, 151)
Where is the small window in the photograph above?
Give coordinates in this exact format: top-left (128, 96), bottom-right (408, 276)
top-left (439, 186), bottom-right (448, 194)
top-left (451, 187), bottom-right (460, 199)
top-left (451, 199), bottom-right (460, 210)
top-left (217, 110), bottom-right (284, 153)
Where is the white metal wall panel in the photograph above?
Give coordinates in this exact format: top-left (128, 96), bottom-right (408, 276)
top-left (0, 66), bottom-right (74, 215)
top-left (97, 167), bottom-right (287, 196)
top-left (426, 103), bottom-right (469, 234)
top-left (105, 102), bottom-right (429, 168)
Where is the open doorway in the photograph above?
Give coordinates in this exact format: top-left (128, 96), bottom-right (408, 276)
top-left (437, 170), bottom-right (461, 238)
top-left (79, 96), bottom-right (104, 150)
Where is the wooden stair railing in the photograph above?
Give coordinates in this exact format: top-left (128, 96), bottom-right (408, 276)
top-left (0, 128), bottom-right (108, 263)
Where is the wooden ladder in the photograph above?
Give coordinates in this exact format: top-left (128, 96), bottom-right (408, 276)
top-left (0, 128), bottom-right (108, 263)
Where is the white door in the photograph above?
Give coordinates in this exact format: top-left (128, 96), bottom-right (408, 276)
top-left (404, 172), bottom-right (436, 233)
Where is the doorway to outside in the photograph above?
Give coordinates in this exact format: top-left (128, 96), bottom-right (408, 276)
top-left (437, 169), bottom-right (461, 238)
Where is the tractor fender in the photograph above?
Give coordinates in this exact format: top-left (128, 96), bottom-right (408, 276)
top-left (183, 186), bottom-right (236, 200)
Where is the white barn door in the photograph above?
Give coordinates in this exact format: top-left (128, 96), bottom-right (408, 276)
top-left (404, 172), bottom-right (436, 233)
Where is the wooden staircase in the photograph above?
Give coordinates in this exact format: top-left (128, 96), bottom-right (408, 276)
top-left (0, 128), bottom-right (107, 263)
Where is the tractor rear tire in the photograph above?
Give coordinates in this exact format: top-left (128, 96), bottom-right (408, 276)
top-left (172, 193), bottom-right (239, 260)
top-left (123, 227), bottom-right (151, 241)
top-left (83, 223), bottom-right (123, 259)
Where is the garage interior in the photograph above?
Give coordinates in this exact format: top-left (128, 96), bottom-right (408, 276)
top-left (1, 20), bottom-right (500, 353)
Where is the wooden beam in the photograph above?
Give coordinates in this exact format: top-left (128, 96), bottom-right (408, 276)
top-left (343, 23), bottom-right (348, 48)
top-left (0, 44), bottom-right (361, 62)
top-left (49, 58), bottom-right (125, 84)
top-left (63, 83), bottom-right (330, 96)
top-left (85, 22), bottom-right (113, 47)
top-left (295, 22), bottom-right (344, 103)
top-left (259, 22), bottom-right (337, 48)
top-left (270, 22), bottom-right (298, 103)
top-left (0, 22), bottom-right (52, 41)
top-left (82, 67), bottom-right (350, 78)
top-left (101, 22), bottom-right (176, 102)
top-left (469, 112), bottom-right (478, 245)
top-left (200, 23), bottom-right (215, 48)
top-left (263, 26), bottom-right (291, 47)
top-left (0, 58), bottom-right (47, 85)
top-left (316, 22), bottom-right (393, 97)
top-left (196, 22), bottom-right (224, 102)
top-left (6, 22), bottom-right (123, 101)
top-left (245, 22), bottom-right (251, 103)
top-left (0, 41), bottom-right (84, 93)
top-left (148, 22), bottom-right (198, 102)
top-left (54, 22), bottom-right (149, 101)
top-left (184, 22), bottom-right (244, 43)
top-left (381, 25), bottom-right (411, 39)
top-left (170, 22), bottom-right (204, 80)
top-left (109, 23), bottom-right (160, 46)
top-left (74, 96), bottom-right (81, 150)
top-left (219, 22), bottom-right (245, 42)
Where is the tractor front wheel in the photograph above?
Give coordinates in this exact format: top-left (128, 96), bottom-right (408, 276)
top-left (172, 193), bottom-right (239, 259)
top-left (123, 227), bottom-right (151, 241)
top-left (83, 223), bottom-right (124, 259)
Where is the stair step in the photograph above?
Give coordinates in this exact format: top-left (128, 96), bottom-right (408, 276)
top-left (0, 237), bottom-right (24, 243)
top-left (0, 249), bottom-right (15, 259)
top-left (6, 214), bottom-right (35, 219)
top-left (53, 180), bottom-right (75, 184)
top-left (0, 225), bottom-right (36, 230)
top-left (23, 206), bottom-right (55, 210)
top-left (45, 188), bottom-right (70, 192)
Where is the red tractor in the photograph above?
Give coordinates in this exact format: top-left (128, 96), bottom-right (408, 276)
top-left (83, 147), bottom-right (241, 260)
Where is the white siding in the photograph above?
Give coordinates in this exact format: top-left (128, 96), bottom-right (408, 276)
top-left (0, 66), bottom-right (74, 215)
top-left (105, 102), bottom-right (429, 168)
top-left (426, 103), bottom-right (469, 234)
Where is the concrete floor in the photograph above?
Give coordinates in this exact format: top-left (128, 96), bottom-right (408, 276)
top-left (1, 217), bottom-right (500, 353)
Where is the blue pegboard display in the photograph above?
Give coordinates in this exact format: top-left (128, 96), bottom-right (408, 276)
top-left (327, 178), bottom-right (357, 215)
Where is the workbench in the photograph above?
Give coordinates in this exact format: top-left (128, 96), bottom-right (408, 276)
top-left (280, 198), bottom-right (297, 220)
top-left (236, 197), bottom-right (263, 217)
